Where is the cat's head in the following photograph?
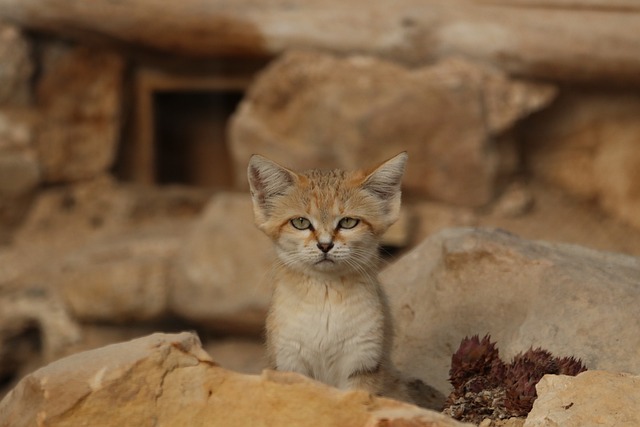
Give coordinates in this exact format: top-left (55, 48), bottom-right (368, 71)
top-left (247, 152), bottom-right (407, 277)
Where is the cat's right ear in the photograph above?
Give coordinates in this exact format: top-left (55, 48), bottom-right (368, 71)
top-left (247, 155), bottom-right (296, 223)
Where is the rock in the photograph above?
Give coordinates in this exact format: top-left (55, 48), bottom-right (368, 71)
top-left (0, 332), bottom-right (471, 427)
top-left (410, 202), bottom-right (477, 243)
top-left (476, 182), bottom-right (640, 258)
top-left (380, 228), bottom-right (640, 397)
top-left (0, 150), bottom-right (39, 198)
top-left (35, 42), bottom-right (124, 183)
top-left (0, 23), bottom-right (33, 106)
top-left (489, 182), bottom-right (534, 218)
top-left (52, 230), bottom-right (179, 323)
top-left (205, 338), bottom-right (267, 374)
top-left (170, 193), bottom-right (274, 334)
top-left (0, 285), bottom-right (81, 390)
top-left (1, 179), bottom-right (205, 325)
top-left (229, 51), bottom-right (555, 207)
top-left (524, 370), bottom-right (640, 427)
top-left (0, 109), bottom-right (39, 237)
top-left (523, 89), bottom-right (640, 231)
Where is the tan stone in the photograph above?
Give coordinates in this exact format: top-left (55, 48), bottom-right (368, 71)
top-left (170, 193), bottom-right (274, 333)
top-left (0, 332), bottom-right (471, 427)
top-left (0, 150), bottom-right (39, 197)
top-left (381, 228), bottom-right (640, 397)
top-left (35, 42), bottom-right (124, 183)
top-left (0, 285), bottom-right (81, 388)
top-left (2, 0), bottom-right (640, 85)
top-left (205, 338), bottom-right (267, 374)
top-left (524, 371), bottom-right (640, 427)
top-left (0, 23), bottom-right (32, 106)
top-left (523, 89), bottom-right (640, 231)
top-left (410, 202), bottom-right (477, 243)
top-left (230, 51), bottom-right (554, 207)
top-left (53, 231), bottom-right (178, 323)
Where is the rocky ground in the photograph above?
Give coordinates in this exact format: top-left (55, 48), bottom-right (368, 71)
top-left (1, 177), bottom-right (639, 426)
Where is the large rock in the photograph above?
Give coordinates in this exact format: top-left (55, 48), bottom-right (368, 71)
top-left (170, 193), bottom-right (274, 334)
top-left (0, 109), bottom-right (39, 235)
top-left (0, 285), bottom-right (81, 390)
top-left (52, 230), bottom-right (179, 323)
top-left (35, 42), bottom-right (124, 183)
top-left (381, 228), bottom-right (640, 396)
top-left (524, 371), bottom-right (640, 427)
top-left (0, 23), bottom-right (32, 106)
top-left (230, 51), bottom-right (554, 207)
top-left (523, 89), bottom-right (640, 231)
top-left (0, 332), bottom-right (471, 427)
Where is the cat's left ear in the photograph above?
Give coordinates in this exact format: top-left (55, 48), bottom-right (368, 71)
top-left (361, 151), bottom-right (408, 226)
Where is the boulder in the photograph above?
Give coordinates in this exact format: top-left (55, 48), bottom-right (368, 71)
top-left (0, 23), bottom-right (32, 106)
top-left (523, 89), bottom-right (640, 231)
top-left (0, 332), bottom-right (471, 427)
top-left (230, 51), bottom-right (555, 207)
top-left (0, 109), bottom-right (39, 235)
top-left (381, 228), bottom-right (640, 397)
top-left (35, 42), bottom-right (124, 183)
top-left (0, 150), bottom-right (39, 198)
top-left (52, 230), bottom-right (179, 323)
top-left (0, 285), bottom-right (81, 389)
top-left (170, 193), bottom-right (274, 334)
top-left (524, 371), bottom-right (640, 427)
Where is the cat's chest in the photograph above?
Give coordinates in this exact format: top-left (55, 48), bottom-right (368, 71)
top-left (272, 278), bottom-right (382, 349)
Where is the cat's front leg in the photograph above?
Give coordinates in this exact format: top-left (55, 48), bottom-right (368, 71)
top-left (272, 340), bottom-right (313, 378)
top-left (345, 361), bottom-right (385, 395)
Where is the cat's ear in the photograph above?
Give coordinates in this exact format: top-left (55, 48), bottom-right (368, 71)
top-left (361, 152), bottom-right (408, 225)
top-left (247, 155), bottom-right (297, 224)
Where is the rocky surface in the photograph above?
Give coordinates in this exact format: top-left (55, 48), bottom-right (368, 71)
top-left (0, 22), bottom-right (32, 106)
top-left (381, 228), bottom-right (640, 399)
top-left (523, 88), bottom-right (640, 231)
top-left (524, 371), bottom-right (640, 427)
top-left (230, 51), bottom-right (554, 207)
top-left (35, 42), bottom-right (124, 183)
top-left (170, 193), bottom-right (274, 334)
top-left (0, 332), bottom-right (471, 427)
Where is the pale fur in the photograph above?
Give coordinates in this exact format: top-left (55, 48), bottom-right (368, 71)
top-left (247, 152), bottom-right (410, 400)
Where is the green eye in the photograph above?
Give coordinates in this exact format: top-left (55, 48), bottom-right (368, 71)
top-left (338, 217), bottom-right (359, 229)
top-left (291, 217), bottom-right (312, 230)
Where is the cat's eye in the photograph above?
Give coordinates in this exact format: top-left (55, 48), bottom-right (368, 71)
top-left (291, 217), bottom-right (312, 230)
top-left (338, 217), bottom-right (359, 229)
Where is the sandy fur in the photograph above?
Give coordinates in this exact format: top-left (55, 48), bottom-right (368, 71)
top-left (248, 152), bottom-right (410, 400)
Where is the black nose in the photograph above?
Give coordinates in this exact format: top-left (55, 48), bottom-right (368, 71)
top-left (317, 242), bottom-right (334, 253)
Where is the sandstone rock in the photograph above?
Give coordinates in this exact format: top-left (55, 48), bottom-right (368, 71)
top-left (170, 193), bottom-right (274, 334)
top-left (2, 0), bottom-right (640, 86)
top-left (0, 150), bottom-right (39, 198)
top-left (523, 89), bottom-right (640, 231)
top-left (230, 51), bottom-right (555, 207)
top-left (476, 182), bottom-right (640, 258)
top-left (381, 228), bottom-right (640, 397)
top-left (205, 338), bottom-right (267, 374)
top-left (410, 202), bottom-right (477, 243)
top-left (0, 285), bottom-right (81, 388)
top-left (0, 332), bottom-right (471, 427)
top-left (0, 23), bottom-right (32, 106)
top-left (524, 370), bottom-right (640, 427)
top-left (35, 42), bottom-right (124, 183)
top-left (53, 230), bottom-right (179, 323)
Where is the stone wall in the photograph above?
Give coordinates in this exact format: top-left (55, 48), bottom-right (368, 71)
top-left (0, 6), bottom-right (640, 426)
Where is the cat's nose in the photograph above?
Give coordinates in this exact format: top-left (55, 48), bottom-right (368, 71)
top-left (317, 242), bottom-right (334, 253)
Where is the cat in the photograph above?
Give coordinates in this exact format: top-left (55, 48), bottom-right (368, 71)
top-left (247, 152), bottom-right (411, 402)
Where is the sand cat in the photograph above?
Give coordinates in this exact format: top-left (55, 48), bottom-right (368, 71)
top-left (247, 152), bottom-right (410, 401)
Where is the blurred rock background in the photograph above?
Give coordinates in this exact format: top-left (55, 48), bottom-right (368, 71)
top-left (0, 1), bottom-right (639, 423)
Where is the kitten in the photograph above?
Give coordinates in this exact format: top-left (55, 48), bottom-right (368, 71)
top-left (247, 152), bottom-right (411, 401)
